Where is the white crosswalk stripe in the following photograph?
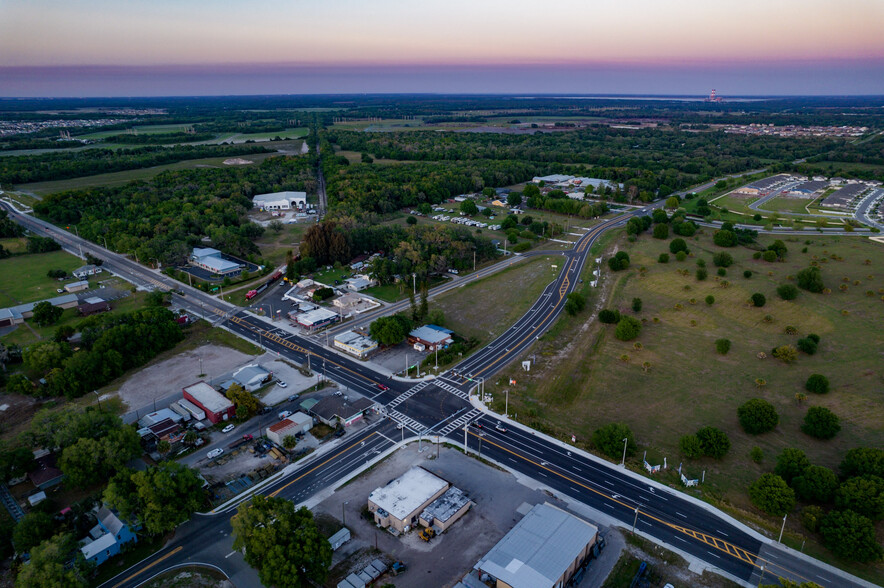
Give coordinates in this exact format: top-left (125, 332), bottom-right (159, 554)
top-left (388, 409), bottom-right (425, 433)
top-left (386, 380), bottom-right (431, 409)
top-left (437, 408), bottom-right (482, 436)
top-left (433, 379), bottom-right (470, 400)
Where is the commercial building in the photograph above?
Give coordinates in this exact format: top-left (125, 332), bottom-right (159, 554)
top-left (176, 398), bottom-right (206, 421)
top-left (334, 330), bottom-right (378, 359)
top-left (419, 486), bottom-right (473, 532)
top-left (266, 412), bottom-right (313, 445)
top-left (190, 248), bottom-right (243, 277)
top-left (408, 325), bottom-right (453, 351)
top-left (367, 467), bottom-right (450, 532)
top-left (252, 191), bottom-right (307, 211)
top-left (72, 264), bottom-right (102, 279)
top-left (231, 364), bottom-right (273, 392)
top-left (77, 296), bottom-right (110, 316)
top-left (294, 307), bottom-right (339, 331)
top-left (183, 381), bottom-right (234, 424)
top-left (310, 396), bottom-right (374, 427)
top-left (64, 280), bottom-right (90, 293)
top-left (474, 503), bottom-right (598, 588)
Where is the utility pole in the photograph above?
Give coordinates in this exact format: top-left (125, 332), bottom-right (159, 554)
top-left (473, 250), bottom-right (476, 272)
top-left (505, 389), bottom-right (509, 417)
top-left (405, 353), bottom-right (408, 378)
top-left (778, 514), bottom-right (787, 543)
top-left (464, 424), bottom-right (468, 456)
top-left (620, 437), bottom-right (629, 467)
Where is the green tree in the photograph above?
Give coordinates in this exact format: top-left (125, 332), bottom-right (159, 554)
top-left (31, 301), bottom-right (63, 327)
top-left (507, 192), bottom-right (522, 207)
top-left (59, 438), bottom-right (106, 488)
top-left (664, 196), bottom-right (679, 209)
top-left (775, 448), bottom-right (811, 484)
top-left (796, 337), bottom-right (817, 355)
top-left (751, 293), bottom-right (766, 307)
top-left (652, 224), bottom-right (669, 239)
top-left (840, 447), bottom-right (884, 479)
top-left (834, 476), bottom-right (884, 520)
top-left (657, 253), bottom-right (669, 263)
top-left (14, 533), bottom-right (87, 588)
top-left (460, 200), bottom-right (479, 215)
top-left (737, 398), bottom-right (779, 435)
top-left (13, 511), bottom-right (56, 553)
top-left (282, 435), bottom-right (298, 450)
top-left (607, 251), bottom-right (630, 271)
top-left (0, 444), bottom-right (36, 483)
top-left (631, 298), bottom-right (642, 312)
top-left (598, 309), bottom-right (620, 324)
top-left (156, 440), bottom-right (171, 456)
top-left (705, 295), bottom-right (715, 305)
top-left (564, 292), bottom-right (586, 316)
top-left (714, 338), bottom-right (730, 354)
top-left (819, 510), bottom-right (883, 562)
top-left (696, 426), bottom-right (730, 459)
top-left (797, 266), bottom-right (824, 293)
top-left (406, 215), bottom-right (417, 225)
top-left (669, 238), bottom-right (688, 254)
top-left (614, 316), bottom-right (641, 341)
top-left (592, 423), bottom-right (636, 460)
top-left (145, 290), bottom-right (169, 307)
top-left (226, 383), bottom-right (261, 419)
top-left (802, 406), bottom-right (840, 440)
top-left (23, 340), bottom-right (71, 376)
top-left (369, 314), bottom-right (412, 346)
top-left (792, 465), bottom-right (839, 503)
top-left (231, 495), bottom-right (333, 588)
top-left (777, 284), bottom-right (799, 300)
top-left (749, 473), bottom-right (796, 516)
top-left (772, 345), bottom-right (798, 364)
top-left (712, 252), bottom-right (733, 267)
top-left (104, 462), bottom-right (205, 535)
top-left (679, 434), bottom-right (703, 459)
top-left (713, 230), bottom-right (737, 247)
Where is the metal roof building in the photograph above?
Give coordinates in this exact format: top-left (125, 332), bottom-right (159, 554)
top-left (190, 248), bottom-right (242, 276)
top-left (253, 191), bottom-right (307, 210)
top-left (475, 502), bottom-right (598, 588)
top-left (183, 381), bottom-right (234, 424)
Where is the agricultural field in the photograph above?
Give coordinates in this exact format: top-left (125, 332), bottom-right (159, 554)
top-left (486, 230), bottom-right (884, 575)
top-left (0, 249), bottom-right (85, 306)
top-left (17, 151), bottom-right (282, 196)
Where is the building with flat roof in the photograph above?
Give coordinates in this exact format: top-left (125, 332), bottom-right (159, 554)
top-left (231, 364), bottom-right (272, 392)
top-left (183, 381), bottom-right (234, 424)
top-left (266, 412), bottom-right (312, 445)
top-left (345, 276), bottom-right (375, 292)
top-left (64, 280), bottom-right (90, 293)
top-left (72, 264), bottom-right (102, 279)
top-left (408, 325), bottom-right (453, 351)
top-left (295, 307), bottom-right (339, 331)
top-left (253, 191), bottom-right (307, 211)
top-left (190, 248), bottom-right (243, 277)
top-left (368, 467), bottom-right (450, 532)
top-left (78, 296), bottom-right (110, 316)
top-left (419, 486), bottom-right (473, 532)
top-left (474, 502), bottom-right (598, 588)
top-left (334, 330), bottom-right (378, 359)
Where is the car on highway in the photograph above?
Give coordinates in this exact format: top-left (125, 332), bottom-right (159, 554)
top-left (495, 421), bottom-right (507, 433)
top-left (471, 421), bottom-right (484, 429)
top-left (222, 424), bottom-right (235, 433)
top-left (207, 448), bottom-right (224, 459)
top-left (277, 380), bottom-right (287, 388)
top-left (376, 383), bottom-right (389, 391)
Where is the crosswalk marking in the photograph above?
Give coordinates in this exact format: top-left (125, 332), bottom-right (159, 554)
top-left (388, 409), bottom-right (425, 433)
top-left (437, 408), bottom-right (481, 436)
top-left (387, 380), bottom-right (430, 409)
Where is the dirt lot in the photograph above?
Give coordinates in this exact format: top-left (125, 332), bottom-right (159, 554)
top-left (315, 443), bottom-right (605, 588)
top-left (112, 344), bottom-right (256, 409)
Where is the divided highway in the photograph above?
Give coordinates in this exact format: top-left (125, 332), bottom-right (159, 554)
top-left (0, 199), bottom-right (871, 588)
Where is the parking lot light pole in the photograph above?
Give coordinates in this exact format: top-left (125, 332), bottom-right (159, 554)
top-left (463, 424), bottom-right (468, 455)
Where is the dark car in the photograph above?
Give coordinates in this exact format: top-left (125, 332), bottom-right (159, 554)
top-left (471, 421), bottom-right (484, 429)
top-left (259, 406), bottom-right (272, 415)
top-left (334, 428), bottom-right (346, 438)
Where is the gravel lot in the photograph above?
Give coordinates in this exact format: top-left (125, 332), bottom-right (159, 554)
top-left (315, 443), bottom-right (589, 588)
top-left (113, 344), bottom-right (256, 410)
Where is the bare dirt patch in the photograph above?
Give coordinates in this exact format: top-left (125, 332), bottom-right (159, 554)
top-left (112, 344), bottom-right (256, 409)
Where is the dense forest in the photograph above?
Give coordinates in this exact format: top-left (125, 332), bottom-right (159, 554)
top-left (33, 155), bottom-right (314, 264)
top-left (0, 143), bottom-right (273, 185)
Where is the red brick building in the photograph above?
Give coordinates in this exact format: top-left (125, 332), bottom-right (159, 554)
top-left (183, 381), bottom-right (234, 424)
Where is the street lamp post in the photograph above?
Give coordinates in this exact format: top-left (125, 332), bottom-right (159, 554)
top-left (342, 501), bottom-right (349, 526)
top-left (778, 514), bottom-right (787, 543)
top-left (632, 506), bottom-right (640, 534)
top-left (505, 389), bottom-right (509, 417)
top-left (620, 437), bottom-right (629, 467)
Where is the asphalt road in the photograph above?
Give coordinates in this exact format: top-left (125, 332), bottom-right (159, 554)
top-left (0, 198), bottom-right (872, 588)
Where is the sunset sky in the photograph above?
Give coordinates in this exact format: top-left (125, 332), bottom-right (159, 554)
top-left (2, 0), bottom-right (883, 96)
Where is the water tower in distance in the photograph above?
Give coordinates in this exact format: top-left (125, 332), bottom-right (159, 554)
top-left (705, 89), bottom-right (723, 102)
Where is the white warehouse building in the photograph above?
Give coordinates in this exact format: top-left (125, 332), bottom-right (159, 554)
top-left (252, 191), bottom-right (307, 211)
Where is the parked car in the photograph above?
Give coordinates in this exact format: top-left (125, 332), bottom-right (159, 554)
top-left (277, 380), bottom-right (287, 388)
top-left (222, 424), bottom-right (235, 433)
top-left (207, 448), bottom-right (224, 459)
top-left (495, 421), bottom-right (507, 433)
top-left (287, 394), bottom-right (300, 402)
top-left (56, 288), bottom-right (64, 293)
top-left (260, 406), bottom-right (272, 415)
top-left (334, 428), bottom-right (346, 437)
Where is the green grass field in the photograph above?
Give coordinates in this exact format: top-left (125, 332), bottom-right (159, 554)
top-left (433, 256), bottom-right (557, 345)
top-left (761, 195), bottom-right (818, 214)
top-left (17, 152), bottom-right (281, 195)
top-left (0, 250), bottom-right (85, 305)
top-left (76, 123), bottom-right (200, 140)
top-left (0, 237), bottom-right (28, 254)
top-left (485, 231), bottom-right (884, 581)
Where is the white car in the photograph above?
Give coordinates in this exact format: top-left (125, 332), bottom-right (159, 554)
top-left (277, 380), bottom-right (287, 388)
top-left (207, 448), bottom-right (224, 459)
top-left (222, 424), bottom-right (235, 433)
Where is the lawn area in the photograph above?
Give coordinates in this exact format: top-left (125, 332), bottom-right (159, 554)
top-left (485, 230), bottom-right (884, 583)
top-left (89, 534), bottom-right (167, 587)
top-left (433, 255), bottom-right (558, 345)
top-left (761, 195), bottom-right (818, 214)
top-left (255, 223), bottom-right (307, 267)
top-left (0, 250), bottom-right (86, 306)
top-left (16, 151), bottom-right (281, 195)
top-left (0, 237), bottom-right (28, 254)
top-left (76, 123), bottom-right (199, 140)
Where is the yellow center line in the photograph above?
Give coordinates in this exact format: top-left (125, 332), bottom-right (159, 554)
top-left (111, 545), bottom-right (184, 588)
top-left (268, 432), bottom-right (379, 497)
